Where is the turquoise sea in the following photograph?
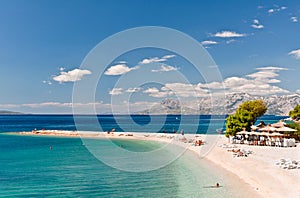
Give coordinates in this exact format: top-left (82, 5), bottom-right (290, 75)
top-left (0, 115), bottom-right (285, 197)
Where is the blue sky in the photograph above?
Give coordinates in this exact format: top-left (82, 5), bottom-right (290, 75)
top-left (0, 0), bottom-right (300, 113)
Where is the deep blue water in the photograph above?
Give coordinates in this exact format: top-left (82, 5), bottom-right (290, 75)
top-left (0, 114), bottom-right (287, 133)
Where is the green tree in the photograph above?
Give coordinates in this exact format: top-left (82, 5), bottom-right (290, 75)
top-left (225, 100), bottom-right (267, 137)
top-left (289, 105), bottom-right (300, 121)
top-left (237, 100), bottom-right (267, 119)
top-left (286, 122), bottom-right (300, 136)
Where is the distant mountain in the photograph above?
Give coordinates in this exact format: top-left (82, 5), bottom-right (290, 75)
top-left (137, 98), bottom-right (197, 115)
top-left (138, 93), bottom-right (300, 115)
top-left (0, 110), bottom-right (23, 115)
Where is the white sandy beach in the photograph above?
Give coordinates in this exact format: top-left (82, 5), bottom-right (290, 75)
top-left (18, 130), bottom-right (300, 197)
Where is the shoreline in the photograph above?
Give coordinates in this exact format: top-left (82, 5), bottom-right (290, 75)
top-left (11, 130), bottom-right (300, 197)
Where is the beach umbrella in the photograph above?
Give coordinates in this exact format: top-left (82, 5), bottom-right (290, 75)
top-left (250, 131), bottom-right (261, 136)
top-left (251, 125), bottom-right (258, 130)
top-left (259, 132), bottom-right (270, 136)
top-left (258, 125), bottom-right (277, 132)
top-left (268, 132), bottom-right (284, 137)
top-left (271, 120), bottom-right (287, 128)
top-left (275, 127), bottom-right (297, 132)
top-left (244, 131), bottom-right (252, 135)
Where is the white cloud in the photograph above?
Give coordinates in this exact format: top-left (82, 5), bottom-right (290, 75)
top-left (252, 24), bottom-right (264, 29)
top-left (42, 80), bottom-right (52, 85)
top-left (164, 83), bottom-right (210, 97)
top-left (144, 66), bottom-right (289, 98)
top-left (255, 66), bottom-right (288, 71)
top-left (22, 102), bottom-right (73, 108)
top-left (162, 55), bottom-right (176, 59)
top-left (143, 87), bottom-right (160, 94)
top-left (109, 88), bottom-right (123, 95)
top-left (226, 39), bottom-right (236, 44)
top-left (140, 54), bottom-right (175, 65)
top-left (213, 31), bottom-right (246, 38)
top-left (142, 83), bottom-right (210, 98)
top-left (53, 69), bottom-right (91, 83)
top-left (288, 49), bottom-right (300, 59)
top-left (281, 6), bottom-right (287, 10)
top-left (201, 40), bottom-right (218, 45)
top-left (59, 67), bottom-right (65, 71)
top-left (268, 9), bottom-right (275, 13)
top-left (268, 6), bottom-right (287, 14)
top-left (291, 16), bottom-right (298, 23)
top-left (247, 71), bottom-right (278, 79)
top-left (140, 57), bottom-right (164, 64)
top-left (151, 64), bottom-right (178, 72)
top-left (126, 87), bottom-right (142, 93)
top-left (251, 19), bottom-right (264, 29)
top-left (143, 87), bottom-right (170, 98)
top-left (246, 67), bottom-right (288, 84)
top-left (257, 5), bottom-right (264, 9)
top-left (222, 66), bottom-right (289, 95)
top-left (104, 64), bottom-right (139, 75)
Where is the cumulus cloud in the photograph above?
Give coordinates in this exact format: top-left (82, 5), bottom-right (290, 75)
top-left (268, 9), bottom-right (275, 13)
top-left (151, 64), bottom-right (178, 72)
top-left (104, 64), bottom-right (139, 75)
top-left (251, 19), bottom-right (264, 29)
top-left (246, 67), bottom-right (287, 84)
top-left (109, 88), bottom-right (123, 95)
top-left (143, 87), bottom-right (169, 98)
top-left (213, 31), bottom-right (246, 38)
top-left (140, 54), bottom-right (176, 64)
top-left (268, 5), bottom-right (287, 14)
top-left (291, 16), bottom-right (298, 22)
top-left (143, 87), bottom-right (160, 94)
top-left (143, 66), bottom-right (289, 98)
top-left (223, 66), bottom-right (289, 95)
top-left (53, 69), bottom-right (91, 83)
top-left (142, 83), bottom-right (210, 98)
top-left (288, 49), bottom-right (300, 59)
top-left (126, 87), bottom-right (142, 93)
top-left (201, 40), bottom-right (218, 45)
top-left (164, 83), bottom-right (210, 97)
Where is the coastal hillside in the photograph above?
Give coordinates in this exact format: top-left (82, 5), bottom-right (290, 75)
top-left (0, 110), bottom-right (22, 115)
top-left (138, 93), bottom-right (300, 115)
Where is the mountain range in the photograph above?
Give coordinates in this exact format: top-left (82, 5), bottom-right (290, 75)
top-left (138, 93), bottom-right (300, 115)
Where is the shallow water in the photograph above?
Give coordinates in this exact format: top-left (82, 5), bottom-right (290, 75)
top-left (1, 114), bottom-right (277, 197)
top-left (0, 134), bottom-right (255, 197)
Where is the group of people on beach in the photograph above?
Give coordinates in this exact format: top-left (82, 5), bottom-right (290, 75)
top-left (194, 139), bottom-right (203, 146)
